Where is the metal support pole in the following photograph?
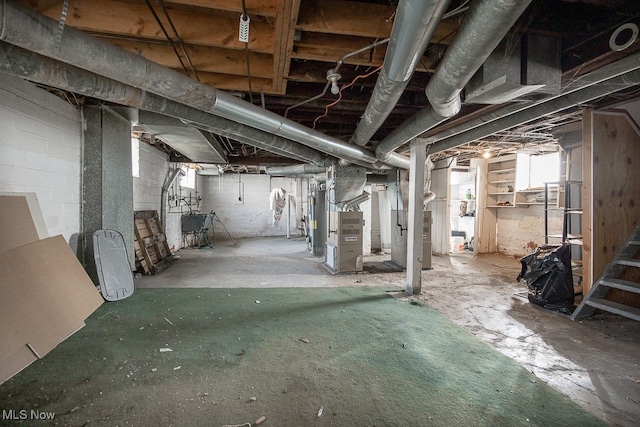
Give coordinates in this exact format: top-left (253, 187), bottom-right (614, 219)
top-left (286, 194), bottom-right (291, 239)
top-left (406, 138), bottom-right (427, 295)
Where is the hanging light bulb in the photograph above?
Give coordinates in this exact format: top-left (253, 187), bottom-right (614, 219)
top-left (482, 149), bottom-right (492, 159)
top-left (331, 80), bottom-right (340, 95)
top-left (326, 70), bottom-right (341, 95)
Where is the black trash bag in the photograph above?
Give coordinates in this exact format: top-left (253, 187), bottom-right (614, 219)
top-left (517, 245), bottom-right (574, 314)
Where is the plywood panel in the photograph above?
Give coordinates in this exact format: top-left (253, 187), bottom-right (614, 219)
top-left (591, 111), bottom-right (640, 304)
top-left (582, 110), bottom-right (593, 292)
top-left (0, 195), bottom-right (40, 253)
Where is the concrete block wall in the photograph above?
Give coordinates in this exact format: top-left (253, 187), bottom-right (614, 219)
top-left (270, 176), bottom-right (308, 235)
top-left (164, 171), bottom-right (202, 250)
top-left (133, 142), bottom-right (168, 212)
top-left (198, 174), bottom-right (377, 254)
top-left (131, 142), bottom-right (190, 251)
top-left (0, 76), bottom-right (82, 242)
top-left (497, 206), bottom-right (563, 257)
top-left (199, 174), bottom-right (305, 240)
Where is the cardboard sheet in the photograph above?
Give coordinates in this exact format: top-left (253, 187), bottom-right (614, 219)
top-left (0, 194), bottom-right (104, 385)
top-left (0, 193), bottom-right (49, 241)
top-left (0, 195), bottom-right (41, 252)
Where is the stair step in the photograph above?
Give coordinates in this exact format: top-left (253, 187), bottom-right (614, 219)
top-left (599, 278), bottom-right (640, 294)
top-left (628, 240), bottom-right (640, 246)
top-left (584, 298), bottom-right (640, 322)
top-left (614, 258), bottom-right (640, 268)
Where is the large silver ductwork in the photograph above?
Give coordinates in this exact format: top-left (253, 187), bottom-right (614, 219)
top-left (266, 164), bottom-right (327, 176)
top-left (414, 52), bottom-right (640, 152)
top-left (0, 0), bottom-right (379, 168)
top-left (350, 0), bottom-right (451, 147)
top-left (375, 0), bottom-right (533, 162)
top-left (0, 42), bottom-right (332, 166)
top-left (427, 66), bottom-right (640, 154)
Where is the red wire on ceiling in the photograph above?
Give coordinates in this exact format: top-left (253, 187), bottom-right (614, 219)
top-left (313, 64), bottom-right (384, 130)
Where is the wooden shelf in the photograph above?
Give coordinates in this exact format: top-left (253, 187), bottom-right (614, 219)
top-left (484, 155), bottom-right (520, 209)
top-left (489, 167), bottom-right (516, 173)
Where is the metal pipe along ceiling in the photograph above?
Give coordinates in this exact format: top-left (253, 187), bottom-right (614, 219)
top-left (265, 164), bottom-right (327, 176)
top-left (0, 42), bottom-right (331, 166)
top-left (376, 0), bottom-right (534, 161)
top-left (416, 52), bottom-right (640, 150)
top-left (0, 0), bottom-right (533, 172)
top-left (0, 0), bottom-right (379, 167)
top-left (428, 67), bottom-right (640, 154)
top-left (350, 0), bottom-right (451, 147)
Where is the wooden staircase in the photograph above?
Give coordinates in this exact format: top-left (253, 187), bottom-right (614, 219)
top-left (571, 226), bottom-right (640, 321)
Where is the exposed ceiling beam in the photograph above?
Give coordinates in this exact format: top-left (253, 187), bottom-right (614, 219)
top-left (163, 0), bottom-right (278, 17)
top-left (272, 0), bottom-right (301, 94)
top-left (106, 38), bottom-right (274, 78)
top-left (20, 0), bottom-right (276, 53)
top-left (296, 0), bottom-right (394, 38)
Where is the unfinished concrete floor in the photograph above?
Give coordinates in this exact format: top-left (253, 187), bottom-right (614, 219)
top-left (137, 236), bottom-right (640, 426)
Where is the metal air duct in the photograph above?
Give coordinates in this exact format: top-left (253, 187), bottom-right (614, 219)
top-left (350, 0), bottom-right (451, 147)
top-left (266, 164), bottom-right (327, 176)
top-left (427, 67), bottom-right (640, 154)
top-left (414, 51), bottom-right (640, 149)
top-left (375, 0), bottom-right (533, 162)
top-left (0, 0), bottom-right (379, 167)
top-left (0, 42), bottom-right (330, 166)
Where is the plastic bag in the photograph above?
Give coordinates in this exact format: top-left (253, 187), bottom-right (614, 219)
top-left (517, 244), bottom-right (574, 314)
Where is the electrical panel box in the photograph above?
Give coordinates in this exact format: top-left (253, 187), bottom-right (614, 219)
top-left (325, 211), bottom-right (363, 274)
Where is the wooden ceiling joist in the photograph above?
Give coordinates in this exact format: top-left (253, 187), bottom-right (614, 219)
top-left (108, 38), bottom-right (274, 78)
top-left (296, 0), bottom-right (394, 38)
top-left (22, 0), bottom-right (275, 54)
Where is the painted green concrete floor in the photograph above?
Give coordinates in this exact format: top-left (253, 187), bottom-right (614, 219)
top-left (0, 287), bottom-right (604, 427)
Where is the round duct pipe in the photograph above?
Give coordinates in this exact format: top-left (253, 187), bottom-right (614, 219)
top-left (266, 164), bottom-right (327, 176)
top-left (376, 0), bottom-right (533, 160)
top-left (609, 23), bottom-right (638, 52)
top-left (0, 42), bottom-right (332, 167)
top-left (424, 191), bottom-right (436, 206)
top-left (427, 68), bottom-right (640, 154)
top-left (0, 0), bottom-right (381, 168)
top-left (350, 0), bottom-right (451, 146)
top-left (415, 52), bottom-right (640, 149)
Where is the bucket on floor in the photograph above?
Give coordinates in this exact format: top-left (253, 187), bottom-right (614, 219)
top-left (450, 236), bottom-right (465, 253)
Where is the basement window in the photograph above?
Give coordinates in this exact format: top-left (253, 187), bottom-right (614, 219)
top-left (131, 137), bottom-right (140, 178)
top-left (179, 164), bottom-right (196, 189)
top-left (529, 152), bottom-right (560, 188)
